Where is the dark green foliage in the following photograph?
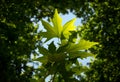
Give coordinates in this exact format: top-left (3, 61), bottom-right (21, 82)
top-left (0, 0), bottom-right (38, 81)
top-left (79, 0), bottom-right (120, 82)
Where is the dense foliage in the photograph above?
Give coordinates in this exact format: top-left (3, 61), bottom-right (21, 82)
top-left (0, 0), bottom-right (91, 82)
top-left (0, 0), bottom-right (120, 82)
top-left (79, 0), bottom-right (120, 82)
top-left (0, 0), bottom-right (38, 82)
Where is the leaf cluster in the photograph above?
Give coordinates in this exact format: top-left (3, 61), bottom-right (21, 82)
top-left (31, 9), bottom-right (98, 82)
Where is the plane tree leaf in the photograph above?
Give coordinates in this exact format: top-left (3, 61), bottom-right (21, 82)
top-left (66, 39), bottom-right (98, 53)
top-left (52, 9), bottom-right (63, 37)
top-left (41, 9), bottom-right (77, 41)
top-left (69, 51), bottom-right (95, 59)
top-left (34, 9), bottom-right (99, 81)
top-left (41, 20), bottom-right (56, 41)
top-left (62, 18), bottom-right (76, 38)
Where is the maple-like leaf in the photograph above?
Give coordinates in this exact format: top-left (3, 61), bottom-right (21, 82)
top-left (51, 9), bottom-right (63, 37)
top-left (66, 39), bottom-right (98, 53)
top-left (41, 9), bottom-right (76, 41)
top-left (69, 51), bottom-right (95, 59)
top-left (62, 18), bottom-right (76, 38)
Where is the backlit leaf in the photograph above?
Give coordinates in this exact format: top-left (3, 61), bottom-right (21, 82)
top-left (52, 9), bottom-right (62, 37)
top-left (66, 39), bottom-right (98, 52)
top-left (62, 18), bottom-right (76, 38)
top-left (41, 20), bottom-right (56, 41)
top-left (69, 51), bottom-right (95, 59)
top-left (41, 9), bottom-right (77, 41)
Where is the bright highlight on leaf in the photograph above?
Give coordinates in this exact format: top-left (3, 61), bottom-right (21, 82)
top-left (66, 39), bottom-right (98, 53)
top-left (40, 9), bottom-right (98, 60)
top-left (34, 9), bottom-right (99, 81)
top-left (41, 9), bottom-right (76, 41)
top-left (52, 9), bottom-right (63, 37)
top-left (62, 18), bottom-right (76, 38)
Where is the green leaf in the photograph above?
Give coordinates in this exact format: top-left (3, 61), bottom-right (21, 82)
top-left (57, 41), bottom-right (68, 53)
top-left (65, 62), bottom-right (73, 71)
top-left (77, 39), bottom-right (98, 50)
top-left (48, 41), bottom-right (56, 53)
top-left (38, 46), bottom-right (51, 55)
top-left (52, 9), bottom-right (63, 37)
top-left (62, 18), bottom-right (76, 38)
top-left (48, 53), bottom-right (66, 62)
top-left (68, 31), bottom-right (77, 42)
top-left (72, 66), bottom-right (88, 75)
top-left (61, 39), bottom-right (68, 46)
top-left (41, 9), bottom-right (77, 41)
top-left (69, 51), bottom-right (95, 59)
top-left (34, 56), bottom-right (48, 64)
top-left (41, 20), bottom-right (56, 41)
top-left (66, 39), bottom-right (98, 52)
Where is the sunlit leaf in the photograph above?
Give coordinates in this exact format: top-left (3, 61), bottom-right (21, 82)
top-left (77, 39), bottom-right (98, 50)
top-left (69, 51), bottom-right (95, 59)
top-left (52, 9), bottom-right (63, 37)
top-left (66, 39), bottom-right (98, 52)
top-left (41, 20), bottom-right (56, 41)
top-left (41, 9), bottom-right (77, 41)
top-left (62, 18), bottom-right (76, 38)
top-left (40, 32), bottom-right (55, 42)
top-left (41, 20), bottom-right (54, 34)
top-left (61, 39), bottom-right (68, 46)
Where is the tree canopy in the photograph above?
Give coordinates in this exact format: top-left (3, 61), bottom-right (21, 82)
top-left (0, 0), bottom-right (120, 82)
top-left (79, 0), bottom-right (120, 82)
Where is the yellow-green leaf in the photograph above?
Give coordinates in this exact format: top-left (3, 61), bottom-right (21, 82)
top-left (41, 20), bottom-right (54, 33)
top-left (41, 20), bottom-right (56, 41)
top-left (66, 39), bottom-right (98, 52)
top-left (41, 9), bottom-right (77, 41)
top-left (52, 9), bottom-right (62, 37)
top-left (62, 18), bottom-right (76, 38)
top-left (69, 51), bottom-right (95, 59)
